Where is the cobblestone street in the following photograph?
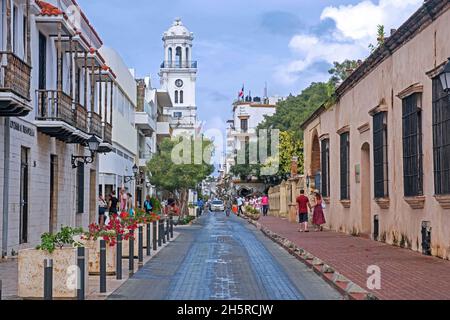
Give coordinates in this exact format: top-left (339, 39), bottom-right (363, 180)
top-left (108, 213), bottom-right (341, 300)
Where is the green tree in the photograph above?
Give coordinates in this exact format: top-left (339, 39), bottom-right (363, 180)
top-left (328, 59), bottom-right (359, 88)
top-left (369, 24), bottom-right (386, 53)
top-left (257, 81), bottom-right (333, 141)
top-left (146, 137), bottom-right (214, 216)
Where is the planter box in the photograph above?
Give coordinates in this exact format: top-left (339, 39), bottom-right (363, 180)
top-left (18, 247), bottom-right (89, 299)
top-left (82, 240), bottom-right (116, 275)
top-left (122, 224), bottom-right (158, 257)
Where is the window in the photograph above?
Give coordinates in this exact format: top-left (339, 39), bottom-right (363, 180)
top-left (403, 93), bottom-right (423, 196)
top-left (13, 6), bottom-right (18, 53)
top-left (432, 77), bottom-right (450, 195)
top-left (241, 119), bottom-right (248, 132)
top-left (174, 112), bottom-right (182, 118)
top-left (176, 46), bottom-right (182, 67)
top-left (321, 139), bottom-right (330, 198)
top-left (340, 132), bottom-right (350, 200)
top-left (76, 163), bottom-right (84, 214)
top-left (175, 90), bottom-right (179, 104)
top-left (180, 90), bottom-right (184, 104)
top-left (373, 112), bottom-right (388, 198)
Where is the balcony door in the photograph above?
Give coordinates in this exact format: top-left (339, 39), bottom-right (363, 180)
top-left (38, 32), bottom-right (46, 90)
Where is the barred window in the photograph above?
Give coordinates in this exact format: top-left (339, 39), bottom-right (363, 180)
top-left (432, 77), bottom-right (450, 195)
top-left (340, 132), bottom-right (350, 200)
top-left (402, 93), bottom-right (423, 197)
top-left (321, 139), bottom-right (330, 198)
top-left (373, 112), bottom-right (389, 198)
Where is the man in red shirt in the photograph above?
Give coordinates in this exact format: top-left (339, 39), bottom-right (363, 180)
top-left (296, 190), bottom-right (311, 232)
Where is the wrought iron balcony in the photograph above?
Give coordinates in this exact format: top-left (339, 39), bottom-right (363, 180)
top-left (0, 51), bottom-right (32, 116)
top-left (160, 60), bottom-right (197, 69)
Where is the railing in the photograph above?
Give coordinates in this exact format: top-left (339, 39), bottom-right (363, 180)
top-left (36, 90), bottom-right (75, 127)
top-left (139, 151), bottom-right (153, 160)
top-left (88, 111), bottom-right (102, 138)
top-left (160, 60), bottom-right (197, 69)
top-left (74, 102), bottom-right (88, 132)
top-left (0, 51), bottom-right (31, 100)
top-left (102, 122), bottom-right (112, 144)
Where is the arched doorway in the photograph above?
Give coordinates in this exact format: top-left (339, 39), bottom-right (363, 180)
top-left (238, 187), bottom-right (252, 198)
top-left (361, 143), bottom-right (372, 236)
top-left (310, 132), bottom-right (321, 190)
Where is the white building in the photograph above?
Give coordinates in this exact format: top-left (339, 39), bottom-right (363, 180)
top-left (135, 76), bottom-right (173, 205)
top-left (159, 18), bottom-right (198, 136)
top-left (224, 94), bottom-right (284, 197)
top-left (0, 0), bottom-right (115, 257)
top-left (98, 47), bottom-right (138, 203)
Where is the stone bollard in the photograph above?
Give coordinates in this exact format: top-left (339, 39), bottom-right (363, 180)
top-left (100, 240), bottom-right (107, 293)
top-left (116, 234), bottom-right (122, 280)
top-left (158, 220), bottom-right (162, 247)
top-left (44, 259), bottom-right (53, 300)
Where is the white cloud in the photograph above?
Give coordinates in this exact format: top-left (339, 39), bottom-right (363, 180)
top-left (275, 0), bottom-right (423, 85)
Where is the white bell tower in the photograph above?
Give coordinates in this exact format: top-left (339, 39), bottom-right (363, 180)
top-left (160, 18), bottom-right (198, 136)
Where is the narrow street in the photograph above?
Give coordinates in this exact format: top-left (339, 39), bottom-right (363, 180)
top-left (108, 213), bottom-right (341, 300)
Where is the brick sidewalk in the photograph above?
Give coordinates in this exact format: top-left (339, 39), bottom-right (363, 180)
top-left (259, 216), bottom-right (450, 300)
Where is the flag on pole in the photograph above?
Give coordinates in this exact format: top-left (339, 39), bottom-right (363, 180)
top-left (238, 85), bottom-right (244, 100)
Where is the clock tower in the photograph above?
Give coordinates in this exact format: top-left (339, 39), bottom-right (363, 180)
top-left (159, 18), bottom-right (198, 136)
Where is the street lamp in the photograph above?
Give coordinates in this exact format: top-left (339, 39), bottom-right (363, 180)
top-left (71, 135), bottom-right (100, 168)
top-left (124, 164), bottom-right (139, 183)
top-left (439, 58), bottom-right (450, 92)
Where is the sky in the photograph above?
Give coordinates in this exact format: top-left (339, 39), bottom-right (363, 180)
top-left (77, 0), bottom-right (423, 164)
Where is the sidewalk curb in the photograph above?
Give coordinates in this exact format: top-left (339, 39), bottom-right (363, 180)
top-left (241, 216), bottom-right (379, 300)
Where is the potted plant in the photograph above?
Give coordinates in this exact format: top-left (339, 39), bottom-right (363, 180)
top-left (18, 226), bottom-right (89, 299)
top-left (79, 223), bottom-right (117, 275)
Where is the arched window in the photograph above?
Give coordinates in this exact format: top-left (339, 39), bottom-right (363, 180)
top-left (175, 90), bottom-right (179, 104)
top-left (180, 90), bottom-right (184, 104)
top-left (168, 47), bottom-right (173, 67)
top-left (175, 47), bottom-right (182, 68)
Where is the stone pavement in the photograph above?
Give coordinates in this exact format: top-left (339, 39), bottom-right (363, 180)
top-left (258, 216), bottom-right (450, 300)
top-left (0, 232), bottom-right (179, 300)
top-left (108, 213), bottom-right (342, 300)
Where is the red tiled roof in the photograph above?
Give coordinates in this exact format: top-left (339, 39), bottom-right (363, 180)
top-left (35, 0), bottom-right (63, 16)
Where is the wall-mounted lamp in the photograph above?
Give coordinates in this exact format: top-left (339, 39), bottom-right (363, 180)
top-left (124, 164), bottom-right (139, 183)
top-left (71, 135), bottom-right (100, 169)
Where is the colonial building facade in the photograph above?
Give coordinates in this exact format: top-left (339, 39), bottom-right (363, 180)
top-left (301, 0), bottom-right (450, 259)
top-left (0, 0), bottom-right (115, 257)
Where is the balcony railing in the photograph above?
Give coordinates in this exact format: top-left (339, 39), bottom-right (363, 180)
top-left (0, 52), bottom-right (31, 100)
top-left (103, 122), bottom-right (112, 144)
top-left (160, 60), bottom-right (197, 69)
top-left (88, 111), bottom-right (102, 138)
top-left (73, 102), bottom-right (88, 132)
top-left (36, 90), bottom-right (75, 127)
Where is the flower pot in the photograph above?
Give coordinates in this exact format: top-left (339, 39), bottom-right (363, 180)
top-left (18, 247), bottom-right (89, 299)
top-left (82, 239), bottom-right (116, 275)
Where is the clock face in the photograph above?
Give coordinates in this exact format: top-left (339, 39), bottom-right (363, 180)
top-left (175, 79), bottom-right (184, 87)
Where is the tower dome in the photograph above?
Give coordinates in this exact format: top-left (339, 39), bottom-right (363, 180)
top-left (163, 18), bottom-right (193, 39)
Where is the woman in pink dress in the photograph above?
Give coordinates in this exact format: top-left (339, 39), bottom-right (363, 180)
top-left (312, 192), bottom-right (326, 232)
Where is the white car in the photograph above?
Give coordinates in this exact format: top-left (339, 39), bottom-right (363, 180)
top-left (210, 200), bottom-right (225, 212)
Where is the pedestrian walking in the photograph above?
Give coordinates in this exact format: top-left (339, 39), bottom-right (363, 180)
top-left (312, 191), bottom-right (326, 232)
top-left (296, 190), bottom-right (311, 232)
top-left (119, 188), bottom-right (128, 212)
top-left (127, 193), bottom-right (134, 216)
top-left (108, 190), bottom-right (119, 219)
top-left (144, 195), bottom-right (153, 214)
top-left (98, 194), bottom-right (108, 226)
top-left (261, 194), bottom-right (269, 216)
top-left (237, 196), bottom-right (244, 216)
